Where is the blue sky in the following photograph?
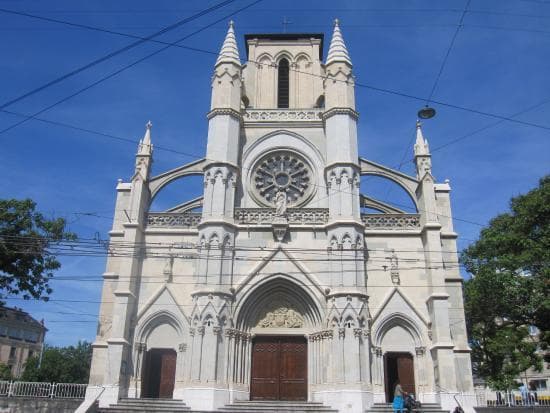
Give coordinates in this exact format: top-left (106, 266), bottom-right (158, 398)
top-left (1, 0), bottom-right (549, 346)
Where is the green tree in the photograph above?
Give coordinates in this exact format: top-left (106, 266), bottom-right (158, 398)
top-left (462, 175), bottom-right (550, 390)
top-left (21, 341), bottom-right (92, 383)
top-left (0, 199), bottom-right (75, 302)
top-left (0, 362), bottom-right (12, 380)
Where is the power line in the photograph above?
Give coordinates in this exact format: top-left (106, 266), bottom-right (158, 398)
top-left (426, 0), bottom-right (471, 104)
top-left (0, 0), bottom-right (264, 136)
top-left (0, 0), bottom-right (238, 111)
top-left (4, 296), bottom-right (471, 312)
top-left (1, 9), bottom-right (550, 136)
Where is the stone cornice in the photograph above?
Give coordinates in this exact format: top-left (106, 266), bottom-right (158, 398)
top-left (322, 107), bottom-right (359, 121)
top-left (206, 108), bottom-right (242, 121)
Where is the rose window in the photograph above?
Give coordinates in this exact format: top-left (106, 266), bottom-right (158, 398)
top-left (251, 151), bottom-right (313, 206)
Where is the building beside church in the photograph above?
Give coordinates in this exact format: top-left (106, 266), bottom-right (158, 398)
top-left (85, 20), bottom-right (475, 413)
top-left (0, 306), bottom-right (46, 378)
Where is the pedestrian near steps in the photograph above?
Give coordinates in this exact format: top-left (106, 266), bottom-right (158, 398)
top-left (393, 380), bottom-right (406, 413)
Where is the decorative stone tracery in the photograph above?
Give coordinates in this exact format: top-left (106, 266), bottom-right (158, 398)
top-left (251, 150), bottom-right (314, 207)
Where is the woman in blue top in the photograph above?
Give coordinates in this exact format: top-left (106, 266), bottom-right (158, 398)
top-left (393, 380), bottom-right (406, 413)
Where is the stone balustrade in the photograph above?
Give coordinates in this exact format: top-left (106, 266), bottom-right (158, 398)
top-left (361, 213), bottom-right (420, 230)
top-left (234, 208), bottom-right (329, 225)
top-left (146, 212), bottom-right (202, 228)
top-left (146, 210), bottom-right (420, 230)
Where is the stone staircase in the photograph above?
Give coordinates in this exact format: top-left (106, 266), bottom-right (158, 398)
top-left (99, 398), bottom-right (192, 412)
top-left (217, 400), bottom-right (338, 412)
top-left (366, 402), bottom-right (449, 413)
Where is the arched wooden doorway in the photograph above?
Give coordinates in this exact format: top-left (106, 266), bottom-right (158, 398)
top-left (384, 352), bottom-right (415, 402)
top-left (141, 348), bottom-right (177, 398)
top-left (250, 335), bottom-right (307, 401)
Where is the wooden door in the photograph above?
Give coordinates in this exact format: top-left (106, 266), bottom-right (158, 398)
top-left (279, 337), bottom-right (307, 400)
top-left (250, 336), bottom-right (307, 401)
top-left (251, 337), bottom-right (280, 400)
top-left (141, 349), bottom-right (176, 399)
top-left (384, 352), bottom-right (415, 401)
top-left (397, 354), bottom-right (415, 395)
top-left (159, 350), bottom-right (177, 398)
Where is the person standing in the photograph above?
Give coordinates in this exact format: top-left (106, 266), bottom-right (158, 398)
top-left (393, 380), bottom-right (406, 413)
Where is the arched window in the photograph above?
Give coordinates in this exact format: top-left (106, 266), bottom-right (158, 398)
top-left (277, 58), bottom-right (289, 108)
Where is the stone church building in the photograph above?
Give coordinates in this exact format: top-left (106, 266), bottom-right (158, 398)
top-left (85, 20), bottom-right (475, 413)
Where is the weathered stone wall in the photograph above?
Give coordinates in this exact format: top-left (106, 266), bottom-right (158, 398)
top-left (0, 397), bottom-right (84, 413)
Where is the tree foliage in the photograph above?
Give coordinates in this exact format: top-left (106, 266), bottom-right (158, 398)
top-left (0, 363), bottom-right (12, 380)
top-left (462, 175), bottom-right (550, 389)
top-left (21, 341), bottom-right (92, 383)
top-left (0, 199), bottom-right (75, 302)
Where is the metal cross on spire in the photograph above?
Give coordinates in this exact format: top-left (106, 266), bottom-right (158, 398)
top-left (282, 16), bottom-right (292, 33)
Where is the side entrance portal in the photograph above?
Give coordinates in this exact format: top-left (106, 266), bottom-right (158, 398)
top-left (250, 336), bottom-right (307, 401)
top-left (384, 352), bottom-right (415, 402)
top-left (141, 348), bottom-right (177, 399)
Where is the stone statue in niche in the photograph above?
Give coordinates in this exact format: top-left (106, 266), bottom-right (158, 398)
top-left (258, 307), bottom-right (304, 328)
top-left (389, 248), bottom-right (400, 285)
top-left (275, 190), bottom-right (288, 217)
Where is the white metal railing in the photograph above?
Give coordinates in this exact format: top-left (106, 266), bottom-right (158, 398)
top-left (0, 381), bottom-right (87, 398)
top-left (475, 389), bottom-right (550, 407)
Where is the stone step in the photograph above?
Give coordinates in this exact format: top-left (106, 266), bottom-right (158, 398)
top-left (366, 402), bottom-right (449, 413)
top-left (99, 398), bottom-right (192, 412)
top-left (218, 400), bottom-right (338, 412)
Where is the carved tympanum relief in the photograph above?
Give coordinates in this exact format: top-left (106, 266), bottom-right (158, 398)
top-left (257, 307), bottom-right (304, 328)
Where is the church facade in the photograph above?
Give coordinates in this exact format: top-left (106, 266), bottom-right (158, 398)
top-left (85, 21), bottom-right (475, 413)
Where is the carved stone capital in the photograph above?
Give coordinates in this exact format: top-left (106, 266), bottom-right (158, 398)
top-left (338, 327), bottom-right (346, 339)
top-left (178, 343), bottom-right (187, 352)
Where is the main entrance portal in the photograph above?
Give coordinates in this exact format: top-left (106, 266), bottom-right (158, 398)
top-left (384, 352), bottom-right (415, 402)
top-left (250, 336), bottom-right (307, 401)
top-left (141, 348), bottom-right (177, 398)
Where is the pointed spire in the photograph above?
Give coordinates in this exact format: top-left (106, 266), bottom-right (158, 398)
top-left (326, 19), bottom-right (352, 66)
top-left (414, 120), bottom-right (430, 156)
top-left (215, 20), bottom-right (240, 67)
top-left (138, 120), bottom-right (153, 155)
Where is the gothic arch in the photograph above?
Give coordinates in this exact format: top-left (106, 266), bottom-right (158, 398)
top-left (294, 52), bottom-right (311, 65)
top-left (274, 50), bottom-right (293, 64)
top-left (372, 312), bottom-right (423, 349)
top-left (234, 276), bottom-right (323, 331)
top-left (256, 52), bottom-right (273, 65)
top-left (135, 310), bottom-right (185, 350)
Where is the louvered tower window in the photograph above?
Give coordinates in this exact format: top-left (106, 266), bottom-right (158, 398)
top-left (277, 58), bottom-right (289, 108)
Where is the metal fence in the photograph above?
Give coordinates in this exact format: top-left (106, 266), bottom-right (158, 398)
top-left (0, 381), bottom-right (87, 398)
top-left (475, 389), bottom-right (550, 407)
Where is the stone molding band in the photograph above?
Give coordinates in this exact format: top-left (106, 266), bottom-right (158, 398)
top-left (322, 107), bottom-right (359, 121)
top-left (206, 108), bottom-right (242, 121)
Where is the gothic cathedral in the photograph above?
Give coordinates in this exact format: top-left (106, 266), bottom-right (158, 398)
top-left (85, 21), bottom-right (475, 413)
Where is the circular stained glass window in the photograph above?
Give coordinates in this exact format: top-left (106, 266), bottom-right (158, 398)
top-left (251, 150), bottom-right (314, 207)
